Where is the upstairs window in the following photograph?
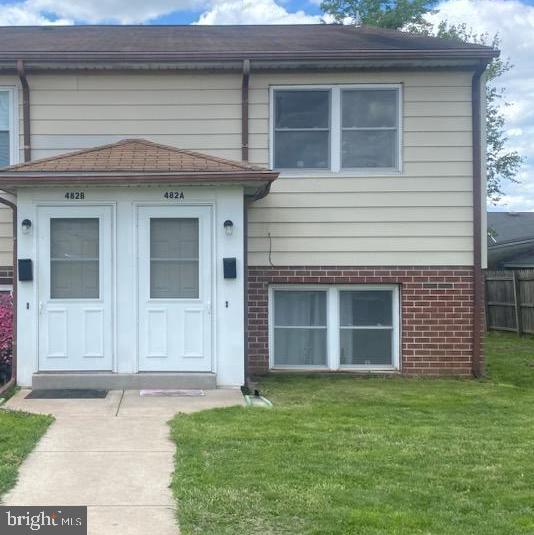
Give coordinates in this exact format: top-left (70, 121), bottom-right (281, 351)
top-left (272, 85), bottom-right (401, 172)
top-left (341, 89), bottom-right (399, 169)
top-left (0, 89), bottom-right (17, 167)
top-left (274, 90), bottom-right (330, 169)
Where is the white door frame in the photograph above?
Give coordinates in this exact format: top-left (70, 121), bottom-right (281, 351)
top-left (134, 202), bottom-right (216, 373)
top-left (35, 202), bottom-right (117, 371)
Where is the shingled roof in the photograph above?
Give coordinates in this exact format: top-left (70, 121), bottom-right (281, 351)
top-left (488, 212), bottom-right (534, 247)
top-left (0, 139), bottom-right (278, 186)
top-left (0, 24), bottom-right (498, 63)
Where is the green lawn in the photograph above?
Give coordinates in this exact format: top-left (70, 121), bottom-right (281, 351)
top-left (0, 407), bottom-right (53, 498)
top-left (170, 332), bottom-right (534, 534)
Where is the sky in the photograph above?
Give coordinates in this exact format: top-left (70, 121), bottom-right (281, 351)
top-left (0, 0), bottom-right (532, 210)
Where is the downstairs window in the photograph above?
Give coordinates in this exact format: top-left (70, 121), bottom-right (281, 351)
top-left (271, 286), bottom-right (399, 370)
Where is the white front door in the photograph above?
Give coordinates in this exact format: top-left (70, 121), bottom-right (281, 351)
top-left (38, 206), bottom-right (113, 371)
top-left (137, 206), bottom-right (212, 371)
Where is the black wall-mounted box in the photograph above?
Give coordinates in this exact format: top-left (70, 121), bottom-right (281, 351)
top-left (223, 257), bottom-right (237, 279)
top-left (18, 259), bottom-right (33, 281)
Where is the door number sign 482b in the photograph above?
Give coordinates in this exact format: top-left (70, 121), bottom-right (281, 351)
top-left (64, 192), bottom-right (85, 200)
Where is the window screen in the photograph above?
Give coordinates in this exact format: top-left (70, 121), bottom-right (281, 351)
top-left (274, 90), bottom-right (330, 169)
top-left (50, 218), bottom-right (99, 299)
top-left (339, 290), bottom-right (393, 366)
top-left (0, 92), bottom-right (10, 167)
top-left (273, 290), bottom-right (327, 366)
top-left (150, 218), bottom-right (199, 299)
top-left (341, 89), bottom-right (399, 169)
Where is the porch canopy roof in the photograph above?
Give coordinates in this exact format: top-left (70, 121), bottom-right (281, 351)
top-left (0, 138), bottom-right (278, 193)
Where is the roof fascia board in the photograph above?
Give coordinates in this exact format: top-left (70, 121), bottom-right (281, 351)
top-left (0, 58), bottom-right (492, 74)
top-left (0, 171), bottom-right (278, 186)
top-left (0, 48), bottom-right (498, 65)
top-left (488, 237), bottom-right (534, 250)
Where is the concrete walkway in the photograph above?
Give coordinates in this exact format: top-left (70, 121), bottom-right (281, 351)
top-left (2, 389), bottom-right (244, 535)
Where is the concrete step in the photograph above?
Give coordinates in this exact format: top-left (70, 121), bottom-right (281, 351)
top-left (32, 372), bottom-right (217, 390)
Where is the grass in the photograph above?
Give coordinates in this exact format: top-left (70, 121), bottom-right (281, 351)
top-left (170, 331), bottom-right (534, 534)
top-left (0, 408), bottom-right (53, 499)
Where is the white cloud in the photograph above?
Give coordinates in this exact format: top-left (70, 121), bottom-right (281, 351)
top-left (0, 1), bottom-right (72, 24)
top-left (0, 0), bottom-right (206, 24)
top-left (428, 0), bottom-right (534, 210)
top-left (29, 0), bottom-right (204, 24)
top-left (195, 0), bottom-right (320, 24)
top-left (0, 0), bottom-right (320, 25)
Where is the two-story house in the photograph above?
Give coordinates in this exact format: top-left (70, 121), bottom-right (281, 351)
top-left (0, 24), bottom-right (497, 390)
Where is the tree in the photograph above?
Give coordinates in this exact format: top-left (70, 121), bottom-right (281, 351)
top-left (432, 22), bottom-right (522, 202)
top-left (320, 2), bottom-right (523, 203)
top-left (320, 0), bottom-right (437, 29)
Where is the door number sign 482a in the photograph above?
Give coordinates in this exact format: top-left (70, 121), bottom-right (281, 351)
top-left (164, 191), bottom-right (185, 199)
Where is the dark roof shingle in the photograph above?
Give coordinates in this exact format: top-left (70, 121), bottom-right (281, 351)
top-left (488, 212), bottom-right (534, 246)
top-left (0, 24), bottom-right (498, 62)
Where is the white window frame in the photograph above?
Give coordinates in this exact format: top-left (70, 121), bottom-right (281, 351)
top-left (0, 86), bottom-right (19, 165)
top-left (269, 84), bottom-right (402, 176)
top-left (268, 285), bottom-right (400, 371)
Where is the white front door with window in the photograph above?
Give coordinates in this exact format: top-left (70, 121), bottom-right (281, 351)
top-left (38, 205), bottom-right (114, 371)
top-left (137, 206), bottom-right (212, 372)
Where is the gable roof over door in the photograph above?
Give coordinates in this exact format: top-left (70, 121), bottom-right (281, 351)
top-left (0, 139), bottom-right (278, 187)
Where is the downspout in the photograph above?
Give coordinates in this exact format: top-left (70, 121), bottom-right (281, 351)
top-left (241, 59), bottom-right (250, 162)
top-left (16, 60), bottom-right (31, 162)
top-left (471, 62), bottom-right (486, 377)
top-left (0, 196), bottom-right (16, 397)
top-left (241, 58), bottom-right (251, 386)
top-left (243, 183), bottom-right (273, 387)
top-left (243, 197), bottom-right (250, 387)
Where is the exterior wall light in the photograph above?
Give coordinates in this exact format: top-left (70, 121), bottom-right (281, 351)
top-left (21, 219), bottom-right (32, 234)
top-left (224, 219), bottom-right (234, 236)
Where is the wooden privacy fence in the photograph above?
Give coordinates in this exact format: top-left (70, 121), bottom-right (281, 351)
top-left (485, 270), bottom-right (534, 334)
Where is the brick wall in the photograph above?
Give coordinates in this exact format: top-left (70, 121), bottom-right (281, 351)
top-left (247, 266), bottom-right (480, 377)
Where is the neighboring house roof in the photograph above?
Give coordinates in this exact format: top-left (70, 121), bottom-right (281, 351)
top-left (0, 139), bottom-right (278, 186)
top-left (487, 212), bottom-right (534, 269)
top-left (0, 24), bottom-right (498, 63)
top-left (502, 252), bottom-right (534, 269)
top-left (487, 212), bottom-right (534, 247)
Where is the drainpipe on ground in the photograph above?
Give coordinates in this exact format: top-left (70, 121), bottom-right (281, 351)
top-left (471, 62), bottom-right (487, 378)
top-left (0, 196), bottom-right (17, 397)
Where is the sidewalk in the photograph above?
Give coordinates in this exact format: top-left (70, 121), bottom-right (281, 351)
top-left (3, 389), bottom-right (244, 535)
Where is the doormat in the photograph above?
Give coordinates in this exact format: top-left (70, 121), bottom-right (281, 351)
top-left (139, 389), bottom-right (205, 397)
top-left (26, 389), bottom-right (109, 399)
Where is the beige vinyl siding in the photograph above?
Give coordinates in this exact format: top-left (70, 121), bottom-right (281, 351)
top-left (0, 76), bottom-right (20, 267)
top-left (27, 72), bottom-right (246, 162)
top-left (0, 206), bottom-right (12, 267)
top-left (248, 71), bottom-right (474, 266)
top-left (24, 70), bottom-right (474, 267)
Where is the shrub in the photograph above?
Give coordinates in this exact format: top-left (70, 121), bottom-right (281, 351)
top-left (0, 293), bottom-right (13, 385)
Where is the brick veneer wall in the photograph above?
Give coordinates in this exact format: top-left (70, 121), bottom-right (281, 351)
top-left (247, 266), bottom-right (480, 377)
